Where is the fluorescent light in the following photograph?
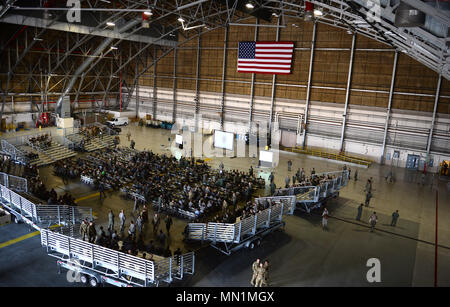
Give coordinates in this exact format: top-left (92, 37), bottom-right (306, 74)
top-left (144, 11), bottom-right (152, 16)
top-left (314, 9), bottom-right (323, 16)
top-left (106, 21), bottom-right (115, 27)
top-left (177, 17), bottom-right (185, 22)
top-left (246, 3), bottom-right (255, 9)
top-left (110, 46), bottom-right (118, 50)
top-left (33, 37), bottom-right (43, 41)
top-left (100, 0), bottom-right (111, 3)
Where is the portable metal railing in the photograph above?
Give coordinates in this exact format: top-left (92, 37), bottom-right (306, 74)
top-left (40, 228), bottom-right (195, 287)
top-left (0, 184), bottom-right (92, 230)
top-left (274, 170), bottom-right (349, 213)
top-left (0, 172), bottom-right (28, 192)
top-left (187, 196), bottom-right (296, 255)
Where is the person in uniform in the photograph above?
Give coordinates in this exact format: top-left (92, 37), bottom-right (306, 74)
top-left (165, 215), bottom-right (173, 234)
top-left (119, 209), bottom-right (126, 233)
top-left (369, 212), bottom-right (378, 232)
top-left (108, 210), bottom-right (114, 232)
top-left (152, 213), bottom-right (160, 234)
top-left (391, 210), bottom-right (399, 227)
top-left (250, 258), bottom-right (260, 286)
top-left (285, 176), bottom-right (290, 188)
top-left (87, 221), bottom-right (97, 243)
top-left (262, 260), bottom-right (270, 286)
top-left (80, 219), bottom-right (88, 241)
top-left (322, 208), bottom-right (329, 230)
top-left (356, 203), bottom-right (363, 221)
top-left (254, 262), bottom-right (266, 287)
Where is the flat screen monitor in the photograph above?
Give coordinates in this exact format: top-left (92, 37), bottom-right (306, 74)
top-left (214, 130), bottom-right (234, 151)
top-left (175, 134), bottom-right (183, 145)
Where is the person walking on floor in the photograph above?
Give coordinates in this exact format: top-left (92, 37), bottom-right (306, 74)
top-left (391, 210), bottom-right (399, 227)
top-left (152, 213), bottom-right (160, 234)
top-left (128, 220), bottom-right (136, 239)
top-left (285, 176), bottom-right (290, 188)
top-left (80, 219), bottom-right (88, 241)
top-left (322, 208), bottom-right (329, 230)
top-left (262, 260), bottom-right (270, 286)
top-left (130, 139), bottom-right (135, 149)
top-left (356, 203), bottom-right (363, 221)
top-left (87, 221), bottom-right (97, 243)
top-left (365, 191), bottom-right (373, 207)
top-left (98, 182), bottom-right (106, 200)
top-left (165, 215), bottom-right (173, 234)
top-left (287, 160), bottom-right (292, 172)
top-left (108, 210), bottom-right (114, 232)
top-left (250, 258), bottom-right (261, 286)
top-left (119, 209), bottom-right (126, 233)
top-left (369, 212), bottom-right (378, 232)
top-left (126, 132), bottom-right (131, 141)
top-left (354, 169), bottom-right (358, 181)
top-left (254, 262), bottom-right (266, 287)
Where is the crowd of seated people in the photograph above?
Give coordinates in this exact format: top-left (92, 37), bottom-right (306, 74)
top-left (0, 158), bottom-right (38, 180)
top-left (53, 160), bottom-right (81, 179)
top-left (79, 125), bottom-right (109, 140)
top-left (81, 220), bottom-right (181, 260)
top-left (123, 151), bottom-right (265, 222)
top-left (28, 134), bottom-right (52, 150)
top-left (29, 177), bottom-right (77, 206)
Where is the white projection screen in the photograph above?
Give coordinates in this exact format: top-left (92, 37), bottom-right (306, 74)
top-left (214, 130), bottom-right (234, 151)
top-left (259, 150), bottom-right (274, 163)
top-left (175, 134), bottom-right (183, 145)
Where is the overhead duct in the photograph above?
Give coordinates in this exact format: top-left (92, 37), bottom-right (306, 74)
top-left (55, 18), bottom-right (140, 117)
top-left (215, 0), bottom-right (274, 22)
top-left (394, 1), bottom-right (426, 27)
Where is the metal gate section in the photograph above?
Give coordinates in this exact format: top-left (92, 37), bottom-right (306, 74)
top-left (41, 229), bottom-right (195, 287)
top-left (187, 196), bottom-right (296, 255)
top-left (0, 184), bottom-right (92, 229)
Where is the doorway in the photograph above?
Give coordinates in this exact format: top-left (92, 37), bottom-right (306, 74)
top-left (406, 154), bottom-right (420, 170)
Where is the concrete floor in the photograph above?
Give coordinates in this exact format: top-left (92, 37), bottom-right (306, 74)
top-left (0, 123), bottom-right (449, 287)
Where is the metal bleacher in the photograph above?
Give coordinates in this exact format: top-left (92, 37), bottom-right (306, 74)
top-left (66, 133), bottom-right (115, 152)
top-left (187, 170), bottom-right (350, 255)
top-left (274, 170), bottom-right (349, 213)
top-left (0, 181), bottom-right (195, 287)
top-left (187, 196), bottom-right (297, 255)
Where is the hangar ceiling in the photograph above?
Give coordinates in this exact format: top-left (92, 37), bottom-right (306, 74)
top-left (0, 0), bottom-right (448, 80)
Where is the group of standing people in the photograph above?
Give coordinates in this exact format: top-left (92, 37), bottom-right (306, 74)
top-left (251, 258), bottom-right (270, 287)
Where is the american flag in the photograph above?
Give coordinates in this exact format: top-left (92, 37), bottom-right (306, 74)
top-left (237, 41), bottom-right (294, 74)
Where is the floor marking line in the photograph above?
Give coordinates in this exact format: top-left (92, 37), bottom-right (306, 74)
top-left (75, 192), bottom-right (100, 203)
top-left (0, 224), bottom-right (61, 249)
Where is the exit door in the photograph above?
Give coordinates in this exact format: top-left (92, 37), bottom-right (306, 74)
top-left (406, 154), bottom-right (420, 170)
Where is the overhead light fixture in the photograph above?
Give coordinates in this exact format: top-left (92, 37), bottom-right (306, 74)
top-left (272, 12), bottom-right (279, 17)
top-left (314, 9), bottom-right (323, 16)
top-left (246, 3), bottom-right (255, 9)
top-left (106, 21), bottom-right (115, 27)
top-left (177, 17), bottom-right (185, 23)
top-left (100, 0), bottom-right (111, 3)
top-left (110, 46), bottom-right (118, 50)
top-left (33, 37), bottom-right (43, 41)
top-left (144, 11), bottom-right (153, 16)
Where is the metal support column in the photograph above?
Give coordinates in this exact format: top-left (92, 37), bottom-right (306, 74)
top-left (339, 33), bottom-right (356, 152)
top-left (248, 18), bottom-right (259, 134)
top-left (426, 74), bottom-right (442, 155)
top-left (194, 32), bottom-right (202, 130)
top-left (220, 26), bottom-right (229, 130)
top-left (268, 16), bottom-right (282, 145)
top-left (380, 51), bottom-right (398, 164)
top-left (152, 46), bottom-right (157, 120)
top-left (301, 21), bottom-right (316, 148)
top-left (135, 54), bottom-right (140, 118)
top-left (172, 47), bottom-right (178, 123)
